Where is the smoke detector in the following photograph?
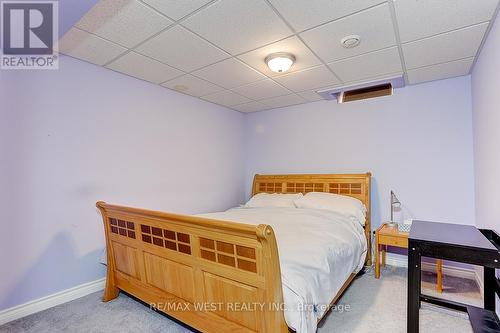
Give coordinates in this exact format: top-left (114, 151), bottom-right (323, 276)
top-left (341, 35), bottom-right (361, 49)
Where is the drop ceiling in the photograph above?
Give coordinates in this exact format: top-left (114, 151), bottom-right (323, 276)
top-left (59, 0), bottom-right (500, 113)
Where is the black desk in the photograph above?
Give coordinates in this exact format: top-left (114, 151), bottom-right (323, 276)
top-left (407, 220), bottom-right (500, 333)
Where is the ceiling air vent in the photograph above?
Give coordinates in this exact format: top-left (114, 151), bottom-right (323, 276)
top-left (317, 75), bottom-right (405, 103)
top-left (338, 83), bottom-right (393, 103)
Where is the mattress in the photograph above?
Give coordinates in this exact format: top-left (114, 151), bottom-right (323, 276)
top-left (198, 207), bottom-right (367, 333)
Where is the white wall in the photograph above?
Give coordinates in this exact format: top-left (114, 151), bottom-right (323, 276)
top-left (244, 76), bottom-right (476, 230)
top-left (472, 14), bottom-right (500, 232)
top-left (0, 56), bottom-right (245, 310)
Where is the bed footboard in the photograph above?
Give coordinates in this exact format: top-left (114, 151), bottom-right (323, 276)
top-left (97, 201), bottom-right (288, 333)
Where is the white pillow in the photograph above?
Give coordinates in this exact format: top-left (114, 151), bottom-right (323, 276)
top-left (294, 192), bottom-right (366, 225)
top-left (244, 193), bottom-right (303, 208)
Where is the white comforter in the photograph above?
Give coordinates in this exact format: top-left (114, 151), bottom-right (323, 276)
top-left (198, 207), bottom-right (367, 333)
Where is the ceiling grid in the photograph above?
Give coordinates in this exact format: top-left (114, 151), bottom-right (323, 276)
top-left (58, 0), bottom-right (500, 112)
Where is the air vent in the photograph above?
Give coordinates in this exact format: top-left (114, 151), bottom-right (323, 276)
top-left (316, 75), bottom-right (404, 102)
top-left (338, 83), bottom-right (393, 103)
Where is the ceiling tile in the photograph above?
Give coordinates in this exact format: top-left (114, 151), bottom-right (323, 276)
top-left (232, 101), bottom-right (268, 113)
top-left (407, 57), bottom-right (474, 85)
top-left (300, 3), bottom-right (397, 63)
top-left (141, 0), bottom-right (213, 20)
top-left (232, 79), bottom-right (291, 100)
top-left (237, 36), bottom-right (322, 77)
top-left (328, 47), bottom-right (402, 83)
top-left (260, 94), bottom-right (306, 109)
top-left (58, 28), bottom-right (127, 66)
top-left (192, 58), bottom-right (265, 89)
top-left (403, 22), bottom-right (489, 69)
top-left (394, 0), bottom-right (499, 43)
top-left (76, 0), bottom-right (172, 48)
top-left (135, 25), bottom-right (229, 72)
top-left (297, 90), bottom-right (324, 102)
top-left (182, 0), bottom-right (293, 54)
top-left (106, 51), bottom-right (183, 84)
top-left (201, 90), bottom-right (251, 106)
top-left (268, 0), bottom-right (385, 32)
top-left (161, 74), bottom-right (223, 97)
top-left (273, 65), bottom-right (340, 92)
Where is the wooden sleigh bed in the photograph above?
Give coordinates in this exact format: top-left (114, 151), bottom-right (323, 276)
top-left (97, 173), bottom-right (372, 332)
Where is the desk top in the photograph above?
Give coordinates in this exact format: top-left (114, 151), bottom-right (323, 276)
top-left (409, 220), bottom-right (497, 251)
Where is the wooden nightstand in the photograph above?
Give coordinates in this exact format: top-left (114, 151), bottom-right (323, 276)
top-left (375, 223), bottom-right (443, 293)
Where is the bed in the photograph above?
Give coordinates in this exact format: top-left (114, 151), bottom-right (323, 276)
top-left (97, 173), bottom-right (372, 333)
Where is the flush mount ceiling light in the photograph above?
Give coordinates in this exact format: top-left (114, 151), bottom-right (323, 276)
top-left (265, 52), bottom-right (296, 73)
top-left (341, 35), bottom-right (361, 49)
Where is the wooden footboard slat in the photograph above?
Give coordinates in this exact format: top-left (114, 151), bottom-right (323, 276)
top-left (114, 271), bottom-right (254, 333)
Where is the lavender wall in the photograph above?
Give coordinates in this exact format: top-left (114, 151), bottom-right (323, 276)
top-left (58, 0), bottom-right (100, 37)
top-left (0, 56), bottom-right (245, 311)
top-left (244, 76), bottom-right (476, 229)
top-left (472, 14), bottom-right (500, 232)
top-left (472, 14), bottom-right (500, 313)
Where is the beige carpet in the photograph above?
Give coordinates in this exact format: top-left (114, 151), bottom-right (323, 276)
top-left (318, 265), bottom-right (480, 333)
top-left (0, 266), bottom-right (481, 333)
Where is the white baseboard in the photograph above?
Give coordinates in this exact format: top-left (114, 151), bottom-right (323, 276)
top-left (422, 262), bottom-right (477, 282)
top-left (385, 255), bottom-right (478, 282)
top-left (384, 255), bottom-right (409, 268)
top-left (0, 278), bottom-right (105, 326)
top-left (474, 266), bottom-right (484, 295)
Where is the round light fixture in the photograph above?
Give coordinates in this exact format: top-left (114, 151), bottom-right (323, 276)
top-left (265, 52), bottom-right (295, 73)
top-left (341, 35), bottom-right (361, 49)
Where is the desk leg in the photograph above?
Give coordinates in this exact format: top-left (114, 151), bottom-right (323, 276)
top-left (408, 241), bottom-right (421, 333)
top-left (375, 232), bottom-right (380, 279)
top-left (484, 266), bottom-right (495, 311)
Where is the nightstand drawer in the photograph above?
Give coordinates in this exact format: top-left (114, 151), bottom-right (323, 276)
top-left (379, 235), bottom-right (408, 248)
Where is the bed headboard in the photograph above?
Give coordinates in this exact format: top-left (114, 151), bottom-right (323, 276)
top-left (252, 172), bottom-right (372, 266)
